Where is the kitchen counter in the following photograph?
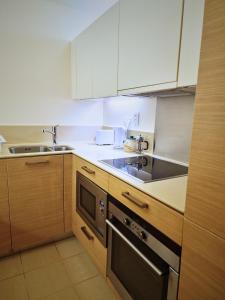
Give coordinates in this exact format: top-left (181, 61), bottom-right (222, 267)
top-left (0, 141), bottom-right (187, 213)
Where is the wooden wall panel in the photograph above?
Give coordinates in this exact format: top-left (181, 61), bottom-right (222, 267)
top-left (185, 0), bottom-right (225, 239)
top-left (179, 220), bottom-right (225, 300)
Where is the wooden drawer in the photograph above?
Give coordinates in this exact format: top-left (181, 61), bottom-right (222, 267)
top-left (109, 175), bottom-right (183, 245)
top-left (76, 157), bottom-right (109, 191)
top-left (72, 212), bottom-right (107, 276)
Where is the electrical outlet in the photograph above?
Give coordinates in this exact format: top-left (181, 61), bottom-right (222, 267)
top-left (133, 112), bottom-right (140, 127)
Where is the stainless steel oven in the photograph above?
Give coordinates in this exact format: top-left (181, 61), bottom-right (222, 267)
top-left (107, 196), bottom-right (181, 300)
top-left (76, 171), bottom-right (107, 246)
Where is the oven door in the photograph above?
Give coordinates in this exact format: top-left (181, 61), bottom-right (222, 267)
top-left (76, 171), bottom-right (107, 246)
top-left (107, 217), bottom-right (170, 300)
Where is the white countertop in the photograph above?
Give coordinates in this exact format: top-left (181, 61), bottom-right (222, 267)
top-left (0, 141), bottom-right (187, 213)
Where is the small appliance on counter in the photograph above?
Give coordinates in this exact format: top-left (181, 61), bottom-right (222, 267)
top-left (95, 129), bottom-right (114, 145)
top-left (114, 127), bottom-right (126, 149)
top-left (0, 135), bottom-right (6, 153)
top-left (123, 134), bottom-right (149, 153)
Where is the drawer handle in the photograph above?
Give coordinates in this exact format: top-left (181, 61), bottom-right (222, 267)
top-left (81, 166), bottom-right (95, 175)
top-left (25, 160), bottom-right (50, 165)
top-left (81, 226), bottom-right (94, 240)
top-left (121, 192), bottom-right (148, 209)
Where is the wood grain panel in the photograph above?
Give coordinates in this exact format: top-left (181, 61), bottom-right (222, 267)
top-left (72, 211), bottom-right (107, 277)
top-left (76, 156), bottom-right (109, 191)
top-left (179, 219), bottom-right (225, 300)
top-left (64, 154), bottom-right (72, 233)
top-left (0, 160), bottom-right (11, 256)
top-left (185, 0), bottom-right (225, 239)
top-left (109, 175), bottom-right (183, 245)
top-left (7, 155), bottom-right (64, 251)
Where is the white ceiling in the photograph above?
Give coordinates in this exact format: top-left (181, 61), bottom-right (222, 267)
top-left (0, 0), bottom-right (118, 40)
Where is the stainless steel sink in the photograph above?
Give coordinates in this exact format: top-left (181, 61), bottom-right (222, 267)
top-left (9, 145), bottom-right (74, 154)
top-left (50, 145), bottom-right (74, 151)
top-left (9, 145), bottom-right (52, 154)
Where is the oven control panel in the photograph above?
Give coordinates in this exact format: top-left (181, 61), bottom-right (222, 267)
top-left (123, 217), bottom-right (148, 241)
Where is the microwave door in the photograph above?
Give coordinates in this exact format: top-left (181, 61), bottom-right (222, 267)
top-left (76, 172), bottom-right (107, 245)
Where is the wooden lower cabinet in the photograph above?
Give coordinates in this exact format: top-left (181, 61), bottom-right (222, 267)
top-left (72, 212), bottom-right (107, 277)
top-left (0, 160), bottom-right (12, 256)
top-left (109, 175), bottom-right (183, 245)
top-left (76, 156), bottom-right (109, 191)
top-left (64, 154), bottom-right (73, 233)
top-left (7, 155), bottom-right (64, 251)
top-left (179, 220), bottom-right (225, 300)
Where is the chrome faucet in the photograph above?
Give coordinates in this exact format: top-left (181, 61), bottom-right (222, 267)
top-left (43, 125), bottom-right (59, 145)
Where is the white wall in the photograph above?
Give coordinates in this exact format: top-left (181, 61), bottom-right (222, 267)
top-left (103, 96), bottom-right (157, 132)
top-left (0, 0), bottom-right (117, 125)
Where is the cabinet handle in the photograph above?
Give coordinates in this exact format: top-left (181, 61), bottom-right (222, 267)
top-left (81, 166), bottom-right (95, 175)
top-left (81, 226), bottom-right (94, 240)
top-left (121, 192), bottom-right (148, 209)
top-left (25, 160), bottom-right (50, 165)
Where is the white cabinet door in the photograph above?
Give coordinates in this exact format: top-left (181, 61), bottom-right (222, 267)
top-left (92, 3), bottom-right (119, 98)
top-left (71, 30), bottom-right (93, 100)
top-left (71, 3), bottom-right (119, 100)
top-left (118, 0), bottom-right (183, 92)
top-left (178, 0), bottom-right (205, 87)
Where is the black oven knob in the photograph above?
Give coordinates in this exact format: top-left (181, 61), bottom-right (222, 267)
top-left (123, 218), bottom-right (131, 226)
top-left (138, 231), bottom-right (147, 240)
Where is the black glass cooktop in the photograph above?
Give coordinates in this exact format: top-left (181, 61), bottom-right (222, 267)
top-left (100, 156), bottom-right (188, 183)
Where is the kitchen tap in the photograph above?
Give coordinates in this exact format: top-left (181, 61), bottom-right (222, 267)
top-left (43, 125), bottom-right (59, 145)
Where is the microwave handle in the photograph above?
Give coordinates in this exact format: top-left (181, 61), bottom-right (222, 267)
top-left (106, 219), bottom-right (164, 277)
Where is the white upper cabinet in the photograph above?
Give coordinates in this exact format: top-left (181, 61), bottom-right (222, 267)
top-left (71, 3), bottom-right (119, 100)
top-left (178, 0), bottom-right (205, 87)
top-left (71, 30), bottom-right (93, 100)
top-left (118, 0), bottom-right (183, 93)
top-left (92, 3), bottom-right (119, 98)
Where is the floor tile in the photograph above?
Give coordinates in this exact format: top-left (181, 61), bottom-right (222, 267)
top-left (0, 275), bottom-right (28, 300)
top-left (21, 243), bottom-right (61, 272)
top-left (75, 276), bottom-right (117, 300)
top-left (55, 237), bottom-right (84, 259)
top-left (0, 254), bottom-right (23, 281)
top-left (40, 287), bottom-right (80, 300)
top-left (63, 253), bottom-right (98, 284)
top-left (25, 262), bottom-right (70, 300)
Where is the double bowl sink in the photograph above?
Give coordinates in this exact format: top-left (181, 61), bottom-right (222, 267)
top-left (9, 145), bottom-right (74, 154)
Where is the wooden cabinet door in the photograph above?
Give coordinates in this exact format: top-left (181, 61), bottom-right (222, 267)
top-left (0, 160), bottom-right (11, 256)
top-left (7, 155), bottom-right (64, 251)
top-left (179, 220), bottom-right (225, 300)
top-left (184, 0), bottom-right (225, 240)
top-left (92, 3), bottom-right (119, 98)
top-left (64, 154), bottom-right (72, 233)
top-left (178, 0), bottom-right (205, 87)
top-left (118, 0), bottom-right (183, 91)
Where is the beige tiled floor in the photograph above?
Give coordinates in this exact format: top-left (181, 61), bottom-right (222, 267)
top-left (0, 237), bottom-right (117, 300)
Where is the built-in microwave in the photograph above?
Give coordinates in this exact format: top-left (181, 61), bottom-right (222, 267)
top-left (76, 171), bottom-right (107, 246)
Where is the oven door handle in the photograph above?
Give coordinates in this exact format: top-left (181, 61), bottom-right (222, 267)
top-left (106, 219), bottom-right (164, 277)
